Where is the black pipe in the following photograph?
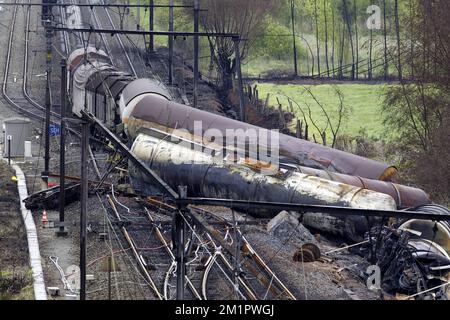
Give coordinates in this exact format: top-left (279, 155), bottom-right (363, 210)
top-left (178, 198), bottom-right (450, 222)
top-left (7, 136), bottom-right (11, 165)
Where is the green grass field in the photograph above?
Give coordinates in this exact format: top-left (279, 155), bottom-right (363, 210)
top-left (255, 83), bottom-right (389, 139)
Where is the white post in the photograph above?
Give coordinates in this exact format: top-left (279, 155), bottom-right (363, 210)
top-left (24, 141), bottom-right (32, 159)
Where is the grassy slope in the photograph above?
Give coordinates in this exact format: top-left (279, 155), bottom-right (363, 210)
top-left (0, 163), bottom-right (33, 300)
top-left (255, 82), bottom-right (388, 139)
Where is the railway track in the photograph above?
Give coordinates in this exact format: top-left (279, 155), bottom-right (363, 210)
top-left (98, 189), bottom-right (296, 300)
top-left (87, 0), bottom-right (137, 77)
top-left (3, 2), bottom-right (294, 300)
top-left (57, 0), bottom-right (72, 55)
top-left (2, 0), bottom-right (82, 137)
top-left (3, 0), bottom-right (55, 121)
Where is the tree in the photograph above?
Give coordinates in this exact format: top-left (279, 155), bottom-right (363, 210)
top-left (383, 0), bottom-right (388, 80)
top-left (394, 0), bottom-right (402, 80)
top-left (323, 0), bottom-right (330, 77)
top-left (313, 0), bottom-right (321, 76)
top-left (353, 0), bottom-right (359, 79)
top-left (342, 0), bottom-right (355, 79)
top-left (382, 0), bottom-right (450, 202)
top-left (283, 86), bottom-right (351, 148)
top-left (301, 86), bottom-right (350, 147)
top-left (200, 0), bottom-right (279, 95)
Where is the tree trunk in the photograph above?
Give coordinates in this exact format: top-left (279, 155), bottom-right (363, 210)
top-left (369, 25), bottom-right (373, 80)
top-left (324, 0), bottom-right (330, 77)
top-left (342, 0), bottom-right (355, 80)
top-left (290, 0), bottom-right (298, 76)
top-left (353, 0), bottom-right (359, 79)
top-left (409, 0), bottom-right (414, 78)
top-left (314, 0), bottom-right (321, 76)
top-left (331, 5), bottom-right (336, 78)
top-left (217, 53), bottom-right (234, 96)
top-left (394, 0), bottom-right (402, 80)
top-left (339, 20), bottom-right (346, 79)
top-left (383, 0), bottom-right (388, 80)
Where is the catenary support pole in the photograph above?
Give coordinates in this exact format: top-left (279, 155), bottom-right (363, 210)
top-left (7, 136), bottom-right (11, 165)
top-left (175, 186), bottom-right (187, 300)
top-left (57, 59), bottom-right (68, 237)
top-left (168, 0), bottom-right (174, 85)
top-left (193, 0), bottom-right (199, 108)
top-left (149, 0), bottom-right (154, 51)
top-left (43, 18), bottom-right (52, 186)
top-left (80, 121), bottom-right (89, 300)
top-left (137, 0), bottom-right (140, 30)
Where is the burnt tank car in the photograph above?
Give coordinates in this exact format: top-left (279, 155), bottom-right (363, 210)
top-left (67, 49), bottom-right (450, 287)
top-left (68, 47), bottom-right (133, 130)
top-left (68, 46), bottom-right (431, 213)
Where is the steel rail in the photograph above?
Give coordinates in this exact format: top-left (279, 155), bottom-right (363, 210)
top-left (144, 200), bottom-right (258, 300)
top-left (144, 208), bottom-right (202, 300)
top-left (106, 195), bottom-right (163, 300)
top-left (89, 3), bottom-right (113, 65)
top-left (2, 0), bottom-right (47, 121)
top-left (23, 0), bottom-right (61, 119)
top-left (192, 207), bottom-right (296, 300)
top-left (199, 232), bottom-right (257, 300)
top-left (2, 1), bottom-right (81, 137)
top-left (180, 198), bottom-right (450, 222)
top-left (99, 0), bottom-right (137, 78)
top-left (58, 0), bottom-right (71, 55)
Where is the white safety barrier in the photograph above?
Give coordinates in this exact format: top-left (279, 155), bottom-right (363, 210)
top-left (2, 159), bottom-right (47, 300)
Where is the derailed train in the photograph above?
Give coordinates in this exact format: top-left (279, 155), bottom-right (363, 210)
top-left (67, 47), bottom-right (450, 262)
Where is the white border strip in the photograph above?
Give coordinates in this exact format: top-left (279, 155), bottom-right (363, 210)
top-left (2, 159), bottom-right (47, 300)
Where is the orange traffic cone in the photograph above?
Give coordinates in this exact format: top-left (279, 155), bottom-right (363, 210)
top-left (42, 210), bottom-right (49, 227)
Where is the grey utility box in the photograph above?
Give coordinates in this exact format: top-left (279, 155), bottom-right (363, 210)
top-left (3, 118), bottom-right (31, 157)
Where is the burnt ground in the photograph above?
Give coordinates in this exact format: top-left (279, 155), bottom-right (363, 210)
top-left (0, 163), bottom-right (33, 300)
top-left (207, 206), bottom-right (380, 300)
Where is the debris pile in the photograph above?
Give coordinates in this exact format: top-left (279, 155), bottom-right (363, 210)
top-left (267, 211), bottom-right (317, 245)
top-left (359, 209), bottom-right (450, 299)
